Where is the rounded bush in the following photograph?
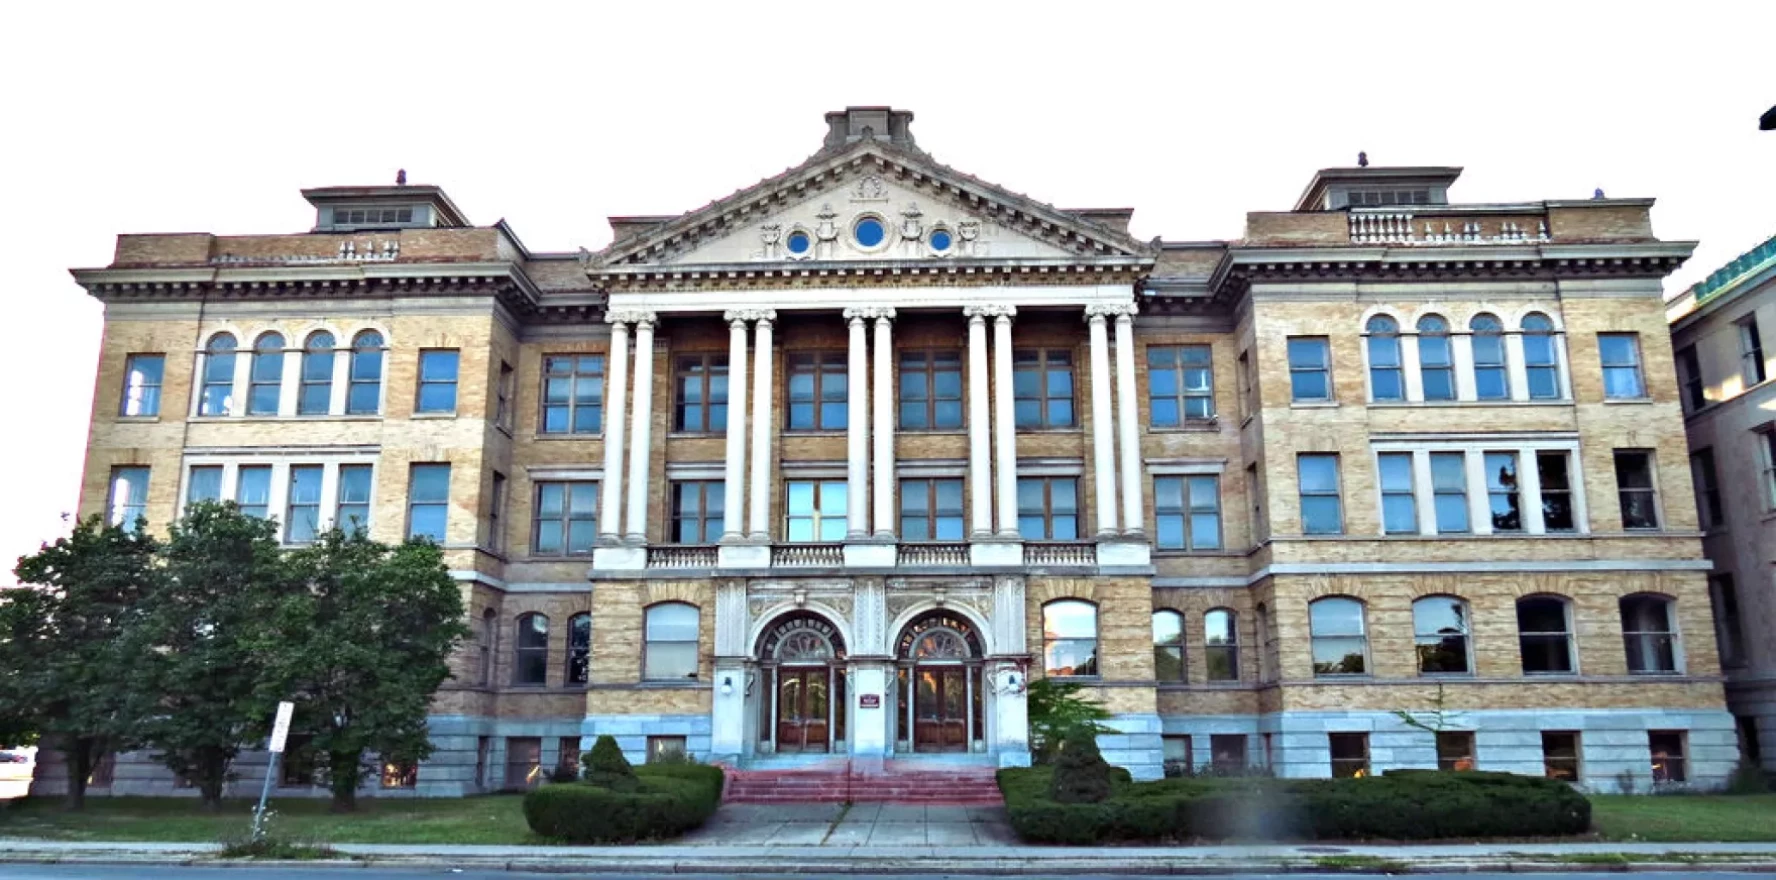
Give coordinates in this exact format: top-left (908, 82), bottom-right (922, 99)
top-left (522, 764), bottom-right (725, 843)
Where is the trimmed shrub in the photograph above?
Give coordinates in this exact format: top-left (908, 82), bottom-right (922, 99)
top-left (581, 734), bottom-right (638, 792)
top-left (1050, 735), bottom-right (1113, 803)
top-left (522, 763), bottom-right (725, 843)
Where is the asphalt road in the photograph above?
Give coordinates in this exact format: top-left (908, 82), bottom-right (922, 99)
top-left (0, 870), bottom-right (1762, 880)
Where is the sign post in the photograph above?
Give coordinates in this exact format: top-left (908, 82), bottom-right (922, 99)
top-left (251, 701), bottom-right (294, 842)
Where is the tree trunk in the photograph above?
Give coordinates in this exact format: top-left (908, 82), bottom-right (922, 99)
top-left (328, 749), bottom-right (362, 813)
top-left (61, 739), bottom-right (92, 812)
top-left (199, 748), bottom-right (226, 811)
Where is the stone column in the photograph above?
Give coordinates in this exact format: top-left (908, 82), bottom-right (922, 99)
top-left (1085, 306), bottom-right (1119, 536)
top-left (871, 310), bottom-right (896, 539)
top-left (965, 307), bottom-right (994, 538)
top-left (844, 308), bottom-right (871, 540)
top-left (991, 308), bottom-right (1020, 539)
top-left (990, 575), bottom-right (1032, 767)
top-left (748, 313), bottom-right (776, 539)
top-left (624, 313), bottom-right (657, 543)
top-left (721, 312), bottom-right (750, 541)
top-left (1112, 307), bottom-right (1144, 537)
top-left (850, 578), bottom-right (890, 766)
top-left (710, 579), bottom-right (749, 761)
top-left (598, 314), bottom-right (631, 544)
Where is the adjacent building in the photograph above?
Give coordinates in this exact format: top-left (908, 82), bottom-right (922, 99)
top-left (1666, 235), bottom-right (1776, 770)
top-left (43, 107), bottom-right (1736, 797)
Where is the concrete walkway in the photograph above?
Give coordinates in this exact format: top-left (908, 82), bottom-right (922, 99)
top-left (680, 803), bottom-right (1019, 846)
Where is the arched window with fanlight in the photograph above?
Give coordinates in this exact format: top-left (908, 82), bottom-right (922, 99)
top-left (1413, 595), bottom-right (1472, 675)
top-left (1365, 316), bottom-right (1404, 401)
top-left (1152, 610), bottom-right (1185, 682)
top-left (566, 612), bottom-right (592, 685)
top-left (299, 331), bottom-right (336, 415)
top-left (1417, 315), bottom-right (1454, 400)
top-left (1521, 313), bottom-right (1562, 399)
top-left (1042, 600), bottom-right (1098, 677)
top-left (513, 613), bottom-right (549, 686)
top-left (1309, 597), bottom-right (1368, 676)
top-left (644, 602), bottom-right (700, 681)
top-left (347, 330), bottom-right (384, 415)
top-left (1470, 314), bottom-right (1509, 400)
top-left (1204, 608), bottom-right (1239, 682)
top-left (199, 333), bottom-right (238, 416)
top-left (248, 332), bottom-right (285, 415)
top-left (1620, 594), bottom-right (1680, 675)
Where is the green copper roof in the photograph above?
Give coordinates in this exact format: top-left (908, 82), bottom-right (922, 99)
top-left (1691, 233), bottom-right (1776, 305)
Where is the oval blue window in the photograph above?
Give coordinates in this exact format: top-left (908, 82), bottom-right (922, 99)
top-left (786, 231), bottom-right (811, 255)
top-left (853, 217), bottom-right (886, 248)
top-left (929, 229), bottom-right (953, 252)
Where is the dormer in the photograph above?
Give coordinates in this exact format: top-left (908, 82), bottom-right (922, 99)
top-left (1293, 166), bottom-right (1464, 211)
top-left (302, 183), bottom-right (471, 232)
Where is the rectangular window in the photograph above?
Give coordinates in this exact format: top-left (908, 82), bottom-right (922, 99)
top-left (541, 355), bottom-right (605, 434)
top-left (899, 477), bottom-right (964, 542)
top-left (1328, 732), bottom-right (1369, 779)
top-left (186, 465), bottom-right (223, 506)
top-left (785, 479), bottom-right (847, 541)
top-left (1537, 452), bottom-right (1576, 532)
top-left (1378, 452), bottom-right (1417, 535)
top-left (1614, 450), bottom-right (1659, 530)
top-left (1237, 350), bottom-right (1255, 419)
top-left (1710, 573), bottom-right (1744, 666)
top-left (1485, 451), bottom-right (1521, 532)
top-left (416, 350), bottom-right (459, 414)
top-left (1429, 451), bottom-right (1469, 533)
top-left (1246, 464), bottom-right (1264, 544)
top-left (1436, 731), bottom-right (1477, 771)
top-left (107, 466), bottom-right (150, 527)
top-left (1017, 476), bottom-right (1080, 540)
top-left (1162, 736), bottom-right (1191, 776)
top-left (407, 463), bottom-right (451, 542)
top-left (899, 350), bottom-right (963, 430)
top-left (1691, 448), bottom-right (1723, 530)
top-left (1741, 317), bottom-right (1767, 386)
top-left (1013, 349), bottom-right (1076, 428)
top-left (1154, 475), bottom-right (1221, 550)
top-left (1675, 345), bottom-right (1706, 412)
top-left (647, 736), bottom-right (686, 764)
top-left (1649, 731), bottom-right (1687, 784)
top-left (671, 480), bottom-right (725, 544)
top-left (673, 354), bottom-right (729, 433)
top-left (1542, 731), bottom-right (1580, 781)
top-left (786, 352), bottom-right (847, 431)
top-left (335, 464), bottom-right (372, 533)
top-left (1210, 734), bottom-right (1247, 772)
top-left (120, 354), bottom-right (164, 417)
top-left (380, 760), bottom-right (417, 789)
top-left (557, 737), bottom-right (581, 777)
top-left (1148, 345), bottom-right (1215, 426)
top-left (1764, 433), bottom-right (1776, 513)
top-left (235, 465), bottom-right (271, 519)
top-left (1287, 337), bottom-right (1332, 402)
top-left (1599, 333), bottom-right (1646, 399)
top-left (534, 481), bottom-right (598, 555)
top-left (285, 464), bottom-right (323, 544)
top-left (280, 735), bottom-right (315, 787)
top-left (505, 737), bottom-right (542, 790)
top-left (488, 471), bottom-right (507, 552)
top-left (1297, 454), bottom-right (1343, 535)
top-left (495, 362), bottom-right (514, 431)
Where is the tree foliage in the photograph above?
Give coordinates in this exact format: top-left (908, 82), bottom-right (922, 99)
top-left (1049, 733), bottom-right (1114, 804)
top-left (583, 734), bottom-right (639, 792)
top-left (1025, 677), bottom-right (1115, 764)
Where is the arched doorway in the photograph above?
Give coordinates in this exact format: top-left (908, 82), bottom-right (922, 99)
top-left (756, 611), bottom-right (846, 754)
top-left (894, 611), bottom-right (985, 753)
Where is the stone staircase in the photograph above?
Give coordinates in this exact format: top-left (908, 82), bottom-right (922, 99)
top-left (722, 760), bottom-right (1004, 805)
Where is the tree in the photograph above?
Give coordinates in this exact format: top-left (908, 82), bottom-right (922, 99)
top-left (258, 530), bottom-right (468, 812)
top-left (137, 502), bottom-right (294, 810)
top-left (582, 734), bottom-right (638, 791)
top-left (1049, 733), bottom-right (1113, 804)
top-left (1025, 677), bottom-right (1115, 765)
top-left (5, 516), bottom-right (162, 810)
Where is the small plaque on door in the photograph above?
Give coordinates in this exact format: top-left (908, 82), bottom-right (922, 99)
top-left (859, 694), bottom-right (881, 709)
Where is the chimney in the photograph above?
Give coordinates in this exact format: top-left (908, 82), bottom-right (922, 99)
top-left (824, 106), bottom-right (917, 149)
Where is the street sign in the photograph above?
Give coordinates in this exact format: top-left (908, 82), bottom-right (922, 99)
top-left (268, 701), bottom-right (294, 753)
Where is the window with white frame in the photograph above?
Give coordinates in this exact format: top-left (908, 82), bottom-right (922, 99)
top-left (1287, 337), bottom-right (1333, 403)
top-left (285, 465), bottom-right (323, 544)
top-left (1297, 453), bottom-right (1343, 535)
top-left (107, 466), bottom-right (150, 527)
top-left (1043, 600), bottom-right (1099, 677)
top-left (347, 331), bottom-right (384, 415)
top-left (336, 464), bottom-right (372, 533)
top-left (1599, 333), bottom-right (1647, 400)
top-left (542, 355), bottom-right (606, 434)
top-left (1377, 451), bottom-right (1417, 534)
top-left (199, 333), bottom-right (238, 416)
top-left (416, 350), bottom-right (459, 414)
top-left (534, 481), bottom-right (598, 556)
top-left (1309, 597), bottom-right (1368, 676)
top-left (1484, 451), bottom-right (1522, 532)
top-left (1152, 609), bottom-right (1185, 682)
top-left (121, 354), bottom-right (164, 417)
top-left (1417, 315), bottom-right (1455, 401)
top-left (1365, 316), bottom-right (1404, 402)
top-left (186, 465), bottom-right (223, 506)
top-left (1147, 345), bottom-right (1215, 425)
top-left (899, 477), bottom-right (963, 541)
top-left (1522, 313), bottom-right (1562, 399)
top-left (1470, 314), bottom-right (1510, 400)
top-left (1430, 451), bottom-right (1469, 533)
top-left (299, 332), bottom-right (335, 415)
top-left (248, 333), bottom-right (285, 416)
top-left (408, 463), bottom-right (450, 542)
top-left (1538, 451), bottom-right (1577, 532)
top-left (644, 602), bottom-right (699, 680)
top-left (1204, 608), bottom-right (1239, 682)
top-left (1154, 475), bottom-right (1220, 551)
top-left (1413, 595), bottom-right (1471, 675)
top-left (1740, 316), bottom-right (1766, 387)
top-left (1374, 445), bottom-right (1583, 537)
top-left (785, 479), bottom-right (847, 541)
top-left (236, 465), bottom-right (272, 519)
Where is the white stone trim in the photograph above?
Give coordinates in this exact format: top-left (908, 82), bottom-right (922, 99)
top-left (779, 460), bottom-right (848, 479)
top-left (1016, 458), bottom-right (1085, 478)
top-left (525, 466), bottom-right (605, 482)
top-left (1144, 458), bottom-right (1228, 476)
top-left (608, 283), bottom-right (1135, 315)
top-left (1248, 559), bottom-right (1712, 584)
top-left (895, 459), bottom-right (968, 478)
top-left (665, 462), bottom-right (726, 481)
top-left (179, 450), bottom-right (378, 544)
top-left (1369, 438), bottom-right (1587, 537)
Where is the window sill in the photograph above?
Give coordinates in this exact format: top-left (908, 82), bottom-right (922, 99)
top-left (1312, 674), bottom-right (1373, 681)
top-left (115, 415), bottom-right (161, 423)
top-left (1152, 548), bottom-right (1236, 557)
top-left (783, 429), bottom-right (847, 436)
top-left (533, 432), bottom-right (606, 441)
top-left (896, 428), bottom-right (968, 436)
top-left (1289, 400), bottom-right (1339, 408)
top-left (1149, 421), bottom-right (1222, 433)
top-left (1602, 397), bottom-right (1656, 405)
top-left (411, 412), bottom-right (459, 420)
top-left (665, 431), bottom-right (725, 440)
top-left (1367, 399), bottom-right (1572, 407)
top-left (638, 679), bottom-right (704, 688)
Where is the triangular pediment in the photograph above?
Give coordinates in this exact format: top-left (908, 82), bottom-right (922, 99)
top-left (588, 140), bottom-right (1154, 273)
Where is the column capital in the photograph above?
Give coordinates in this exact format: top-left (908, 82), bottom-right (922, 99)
top-left (723, 308), bottom-right (778, 324)
top-left (843, 306), bottom-right (895, 322)
top-left (605, 308), bottom-right (656, 327)
top-left (1085, 302), bottom-right (1138, 320)
top-left (964, 304), bottom-right (1017, 320)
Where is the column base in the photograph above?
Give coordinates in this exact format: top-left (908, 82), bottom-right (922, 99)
top-left (718, 543), bottom-right (771, 569)
top-left (592, 545), bottom-right (646, 571)
top-left (843, 541), bottom-right (896, 568)
top-left (970, 540), bottom-right (1023, 567)
top-left (1096, 539), bottom-right (1152, 568)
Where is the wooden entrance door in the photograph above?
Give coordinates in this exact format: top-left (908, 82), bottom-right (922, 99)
top-left (776, 668), bottom-right (830, 753)
top-left (912, 666), bottom-right (967, 752)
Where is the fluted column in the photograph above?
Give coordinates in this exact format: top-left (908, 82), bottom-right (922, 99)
top-left (747, 312), bottom-right (776, 540)
top-left (1085, 306), bottom-right (1119, 536)
top-left (965, 308), bottom-right (994, 537)
top-left (721, 312), bottom-right (751, 541)
top-left (623, 313), bottom-right (657, 543)
top-left (598, 313), bottom-right (632, 543)
top-left (1112, 306), bottom-right (1144, 536)
top-left (871, 309), bottom-right (896, 539)
top-left (844, 308), bottom-right (871, 539)
top-left (991, 308), bottom-right (1019, 538)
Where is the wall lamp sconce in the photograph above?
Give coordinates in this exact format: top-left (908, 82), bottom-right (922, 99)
top-left (720, 676), bottom-right (734, 696)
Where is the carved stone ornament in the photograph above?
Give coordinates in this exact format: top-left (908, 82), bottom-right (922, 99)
top-left (853, 175), bottom-right (888, 201)
top-left (900, 203), bottom-right (924, 239)
top-left (1084, 302), bottom-right (1139, 321)
top-left (957, 220), bottom-right (980, 241)
top-left (604, 309), bottom-right (656, 327)
top-left (760, 223), bottom-right (782, 245)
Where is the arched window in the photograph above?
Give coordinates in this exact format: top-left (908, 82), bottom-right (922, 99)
top-left (1204, 609), bottom-right (1239, 682)
top-left (1152, 610), bottom-right (1185, 682)
top-left (248, 332), bottom-right (285, 415)
top-left (1309, 597), bottom-right (1368, 676)
top-left (1365, 316), bottom-right (1404, 401)
top-left (1621, 594), bottom-right (1679, 674)
top-left (199, 333), bottom-right (237, 416)
top-left (1413, 596), bottom-right (1471, 675)
top-left (566, 612), bottom-right (592, 684)
top-left (1521, 313), bottom-right (1561, 400)
top-left (1470, 314), bottom-right (1509, 400)
top-left (1417, 315), bottom-right (1454, 400)
top-left (1518, 595), bottom-right (1575, 674)
top-left (513, 613), bottom-right (549, 686)
top-left (299, 331), bottom-right (335, 415)
top-left (1042, 600), bottom-right (1098, 677)
top-left (347, 330), bottom-right (384, 415)
top-left (644, 603), bottom-right (699, 681)
top-left (479, 608), bottom-right (497, 686)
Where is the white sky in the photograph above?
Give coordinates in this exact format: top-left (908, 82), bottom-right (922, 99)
top-left (2, 2), bottom-right (1772, 583)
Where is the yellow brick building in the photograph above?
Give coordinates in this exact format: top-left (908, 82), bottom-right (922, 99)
top-left (54, 107), bottom-right (1732, 796)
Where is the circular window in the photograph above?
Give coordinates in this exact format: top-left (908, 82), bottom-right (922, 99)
top-left (853, 217), bottom-right (886, 248)
top-left (929, 229), bottom-right (953, 252)
top-left (786, 231), bottom-right (812, 255)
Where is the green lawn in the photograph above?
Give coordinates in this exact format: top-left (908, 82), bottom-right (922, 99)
top-left (1589, 794), bottom-right (1776, 842)
top-left (0, 795), bottom-right (539, 844)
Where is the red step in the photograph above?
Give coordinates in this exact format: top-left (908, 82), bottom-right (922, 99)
top-left (722, 764), bottom-right (1004, 805)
